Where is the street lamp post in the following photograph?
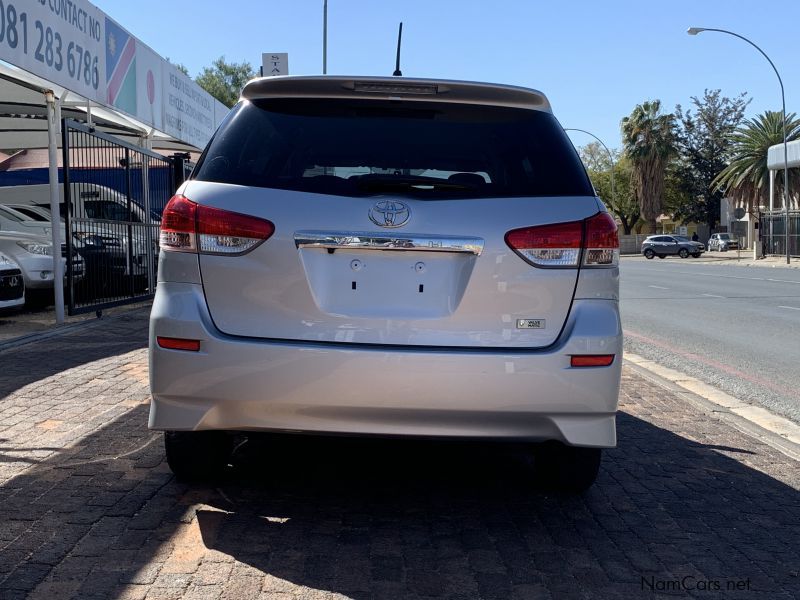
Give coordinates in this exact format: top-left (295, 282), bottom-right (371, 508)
top-left (565, 128), bottom-right (616, 206)
top-left (688, 27), bottom-right (791, 264)
top-left (323, 0), bottom-right (328, 74)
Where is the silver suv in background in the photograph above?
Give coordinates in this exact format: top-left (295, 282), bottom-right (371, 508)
top-left (641, 235), bottom-right (705, 259)
top-left (149, 76), bottom-right (622, 491)
top-left (708, 233), bottom-right (739, 252)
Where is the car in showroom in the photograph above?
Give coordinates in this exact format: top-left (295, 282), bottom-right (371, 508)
top-left (0, 252), bottom-right (24, 310)
top-left (149, 76), bottom-right (622, 491)
top-left (641, 234), bottom-right (705, 259)
top-left (708, 232), bottom-right (739, 252)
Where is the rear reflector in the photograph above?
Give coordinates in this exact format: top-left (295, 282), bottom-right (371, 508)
top-left (570, 354), bottom-right (615, 367)
top-left (160, 194), bottom-right (275, 255)
top-left (505, 212), bottom-right (619, 268)
top-left (157, 337), bottom-right (201, 351)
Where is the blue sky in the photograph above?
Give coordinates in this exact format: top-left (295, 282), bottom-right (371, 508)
top-left (94, 0), bottom-right (799, 152)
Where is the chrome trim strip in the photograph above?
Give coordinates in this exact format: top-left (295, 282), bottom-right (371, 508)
top-left (294, 231), bottom-right (484, 255)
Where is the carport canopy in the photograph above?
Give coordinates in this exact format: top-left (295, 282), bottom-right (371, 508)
top-left (0, 61), bottom-right (201, 153)
top-left (0, 60), bottom-right (203, 324)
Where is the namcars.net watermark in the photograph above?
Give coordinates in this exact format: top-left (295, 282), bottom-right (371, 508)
top-left (642, 575), bottom-right (751, 593)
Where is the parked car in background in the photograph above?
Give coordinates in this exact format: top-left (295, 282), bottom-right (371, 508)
top-left (150, 75), bottom-right (622, 492)
top-left (0, 252), bottom-right (25, 310)
top-left (641, 235), bottom-right (705, 259)
top-left (1, 204), bottom-right (55, 223)
top-left (1, 195), bottom-right (155, 286)
top-left (708, 233), bottom-right (739, 252)
top-left (0, 230), bottom-right (83, 303)
top-left (0, 183), bottom-right (160, 225)
top-left (0, 204), bottom-right (54, 238)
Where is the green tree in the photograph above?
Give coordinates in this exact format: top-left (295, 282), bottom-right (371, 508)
top-left (166, 59), bottom-right (189, 76)
top-left (671, 90), bottom-right (749, 229)
top-left (195, 57), bottom-right (256, 108)
top-left (714, 111), bottom-right (800, 212)
top-left (621, 100), bottom-right (677, 233)
top-left (579, 144), bottom-right (640, 234)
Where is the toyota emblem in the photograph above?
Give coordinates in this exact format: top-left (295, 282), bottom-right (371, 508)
top-left (369, 200), bottom-right (411, 228)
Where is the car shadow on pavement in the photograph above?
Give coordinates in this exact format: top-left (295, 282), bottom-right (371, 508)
top-left (190, 417), bottom-right (799, 599)
top-left (0, 441), bottom-right (66, 464)
top-left (2, 409), bottom-right (799, 600)
top-left (0, 311), bottom-right (148, 400)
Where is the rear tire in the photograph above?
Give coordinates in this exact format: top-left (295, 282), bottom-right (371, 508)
top-left (164, 431), bottom-right (234, 481)
top-left (679, 248), bottom-right (689, 258)
top-left (644, 249), bottom-right (655, 259)
top-left (534, 442), bottom-right (602, 492)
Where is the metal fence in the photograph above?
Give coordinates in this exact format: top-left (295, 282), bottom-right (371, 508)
top-left (761, 210), bottom-right (800, 257)
top-left (62, 119), bottom-right (182, 315)
top-left (619, 234), bottom-right (651, 255)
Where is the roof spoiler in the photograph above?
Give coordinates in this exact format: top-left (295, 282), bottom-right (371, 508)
top-left (241, 76), bottom-right (551, 112)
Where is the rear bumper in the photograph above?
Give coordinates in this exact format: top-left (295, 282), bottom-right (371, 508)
top-left (149, 283), bottom-right (622, 447)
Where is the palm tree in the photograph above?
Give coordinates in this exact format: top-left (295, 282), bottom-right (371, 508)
top-left (621, 100), bottom-right (676, 233)
top-left (713, 111), bottom-right (800, 212)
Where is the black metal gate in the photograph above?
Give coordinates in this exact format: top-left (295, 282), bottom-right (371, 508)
top-left (761, 210), bottom-right (800, 257)
top-left (62, 119), bottom-right (184, 315)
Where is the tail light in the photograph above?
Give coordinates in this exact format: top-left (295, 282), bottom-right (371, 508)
top-left (160, 194), bottom-right (274, 255)
top-left (505, 212), bottom-right (618, 268)
top-left (583, 212), bottom-right (619, 266)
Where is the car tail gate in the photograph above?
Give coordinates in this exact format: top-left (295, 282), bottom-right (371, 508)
top-left (165, 93), bottom-right (614, 349)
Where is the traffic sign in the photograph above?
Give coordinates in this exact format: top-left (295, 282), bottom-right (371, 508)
top-left (262, 53), bottom-right (289, 77)
top-left (734, 207), bottom-right (746, 220)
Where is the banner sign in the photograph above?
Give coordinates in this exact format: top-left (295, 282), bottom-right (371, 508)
top-left (163, 62), bottom-right (217, 150)
top-left (0, 0), bottom-right (228, 148)
top-left (0, 0), bottom-right (106, 102)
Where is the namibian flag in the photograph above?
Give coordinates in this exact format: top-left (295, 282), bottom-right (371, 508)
top-left (106, 17), bottom-right (137, 115)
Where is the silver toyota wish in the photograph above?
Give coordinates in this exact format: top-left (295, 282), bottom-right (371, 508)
top-left (149, 76), bottom-right (622, 491)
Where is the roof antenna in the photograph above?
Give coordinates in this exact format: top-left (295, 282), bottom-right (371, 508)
top-left (393, 22), bottom-right (403, 76)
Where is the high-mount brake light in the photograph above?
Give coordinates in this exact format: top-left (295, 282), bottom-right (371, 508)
top-left (505, 212), bottom-right (619, 268)
top-left (352, 82), bottom-right (438, 95)
top-left (159, 195), bottom-right (275, 255)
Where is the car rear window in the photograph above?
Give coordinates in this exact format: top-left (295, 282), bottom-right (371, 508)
top-left (193, 98), bottom-right (594, 199)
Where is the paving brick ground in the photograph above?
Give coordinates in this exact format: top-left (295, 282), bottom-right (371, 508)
top-left (0, 307), bottom-right (798, 599)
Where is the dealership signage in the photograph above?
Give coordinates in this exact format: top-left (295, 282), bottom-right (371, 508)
top-left (262, 53), bottom-right (288, 77)
top-left (0, 0), bottom-right (228, 147)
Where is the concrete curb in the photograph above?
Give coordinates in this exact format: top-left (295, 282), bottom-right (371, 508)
top-left (620, 254), bottom-right (800, 269)
top-left (624, 353), bottom-right (800, 461)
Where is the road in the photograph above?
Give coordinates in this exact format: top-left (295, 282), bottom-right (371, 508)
top-left (620, 256), bottom-right (800, 422)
